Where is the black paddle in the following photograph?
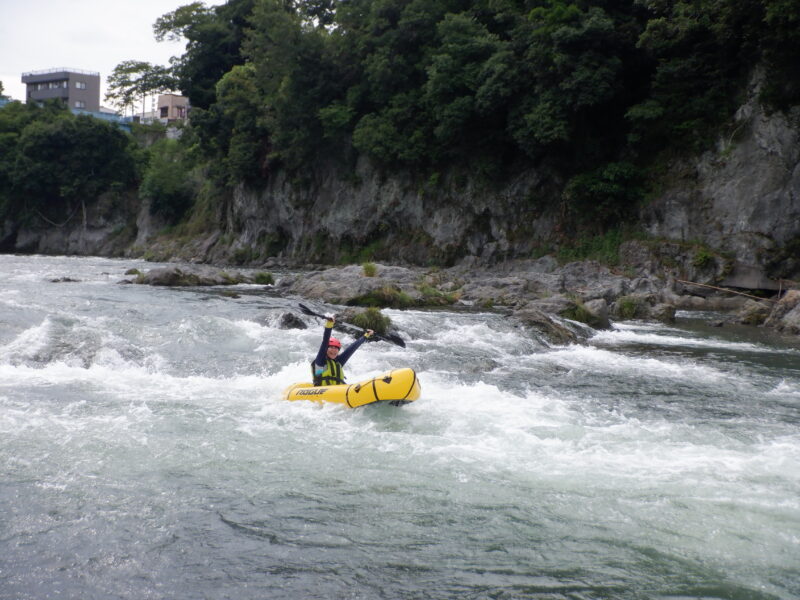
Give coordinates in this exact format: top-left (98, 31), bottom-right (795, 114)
top-left (298, 303), bottom-right (406, 348)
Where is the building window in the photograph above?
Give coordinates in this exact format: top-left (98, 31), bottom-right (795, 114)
top-left (160, 106), bottom-right (169, 118)
top-left (75, 81), bottom-right (87, 90)
top-left (75, 100), bottom-right (86, 109)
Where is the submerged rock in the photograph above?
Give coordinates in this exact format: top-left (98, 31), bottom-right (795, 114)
top-left (512, 307), bottom-right (579, 345)
top-left (278, 312), bottom-right (307, 329)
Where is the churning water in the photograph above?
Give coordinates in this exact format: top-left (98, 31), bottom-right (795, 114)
top-left (1, 255), bottom-right (798, 599)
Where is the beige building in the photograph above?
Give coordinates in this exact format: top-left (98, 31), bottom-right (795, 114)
top-left (158, 94), bottom-right (189, 122)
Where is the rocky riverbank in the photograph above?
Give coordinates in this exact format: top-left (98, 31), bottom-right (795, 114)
top-left (123, 244), bottom-right (800, 344)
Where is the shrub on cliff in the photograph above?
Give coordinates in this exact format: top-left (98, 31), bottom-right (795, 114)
top-left (139, 138), bottom-right (195, 224)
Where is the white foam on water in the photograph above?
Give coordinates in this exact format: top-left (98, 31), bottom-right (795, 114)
top-left (431, 320), bottom-right (530, 352)
top-left (592, 326), bottom-right (791, 354)
top-left (216, 317), bottom-right (797, 508)
top-left (2, 257), bottom-right (799, 598)
top-left (612, 320), bottom-right (682, 332)
top-left (0, 289), bottom-right (27, 309)
top-left (767, 379), bottom-right (800, 399)
top-left (0, 318), bottom-right (54, 363)
top-left (233, 318), bottom-right (271, 340)
top-left (531, 343), bottom-right (731, 383)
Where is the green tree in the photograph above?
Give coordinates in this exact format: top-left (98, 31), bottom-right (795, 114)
top-left (760, 0), bottom-right (800, 108)
top-left (424, 14), bottom-right (507, 156)
top-left (12, 114), bottom-right (136, 226)
top-left (506, 2), bottom-right (629, 158)
top-left (563, 161), bottom-right (643, 231)
top-left (106, 60), bottom-right (178, 117)
top-left (244, 0), bottom-right (343, 170)
top-left (139, 138), bottom-right (196, 223)
top-left (214, 62), bottom-right (269, 182)
top-left (158, 0), bottom-right (255, 109)
top-left (153, 2), bottom-right (211, 42)
top-left (152, 0), bottom-right (800, 243)
top-left (339, 0), bottom-right (467, 164)
top-left (627, 0), bottom-right (761, 151)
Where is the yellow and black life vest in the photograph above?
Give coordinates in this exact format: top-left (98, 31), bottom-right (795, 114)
top-left (311, 359), bottom-right (345, 386)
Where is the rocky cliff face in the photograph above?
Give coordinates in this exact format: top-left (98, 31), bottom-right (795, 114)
top-left (224, 159), bottom-right (562, 266)
top-left (220, 74), bottom-right (799, 285)
top-left (6, 191), bottom-right (139, 257)
top-left (7, 74), bottom-right (798, 294)
top-left (640, 74), bottom-right (800, 290)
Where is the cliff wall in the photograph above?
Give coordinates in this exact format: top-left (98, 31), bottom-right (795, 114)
top-left (222, 160), bottom-right (562, 266)
top-left (8, 78), bottom-right (799, 291)
top-left (640, 75), bottom-right (800, 289)
top-left (217, 78), bottom-right (799, 286)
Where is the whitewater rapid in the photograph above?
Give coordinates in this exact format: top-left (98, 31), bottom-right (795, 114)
top-left (1, 255), bottom-right (798, 599)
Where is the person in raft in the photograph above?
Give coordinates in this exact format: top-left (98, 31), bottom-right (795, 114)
top-left (312, 315), bottom-right (373, 386)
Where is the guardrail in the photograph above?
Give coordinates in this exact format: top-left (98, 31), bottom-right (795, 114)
top-left (22, 67), bottom-right (100, 77)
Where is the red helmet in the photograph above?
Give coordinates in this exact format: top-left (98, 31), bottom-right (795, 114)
top-left (328, 337), bottom-right (342, 349)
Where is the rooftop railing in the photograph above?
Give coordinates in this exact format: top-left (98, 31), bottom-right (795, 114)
top-left (22, 67), bottom-right (100, 78)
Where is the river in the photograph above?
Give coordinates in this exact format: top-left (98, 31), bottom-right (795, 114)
top-left (1, 255), bottom-right (798, 599)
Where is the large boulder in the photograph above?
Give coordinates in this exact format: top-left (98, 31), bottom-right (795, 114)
top-left (133, 265), bottom-right (253, 286)
top-left (275, 264), bottom-right (426, 306)
top-left (764, 290), bottom-right (800, 334)
top-left (582, 298), bottom-right (611, 329)
top-left (777, 303), bottom-right (800, 335)
top-left (650, 303), bottom-right (677, 324)
top-left (525, 294), bottom-right (576, 315)
top-left (512, 307), bottom-right (579, 345)
top-left (735, 299), bottom-right (773, 326)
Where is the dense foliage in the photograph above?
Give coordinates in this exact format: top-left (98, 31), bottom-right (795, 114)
top-left (3, 0), bottom-right (798, 251)
top-left (0, 102), bottom-right (139, 229)
top-left (138, 137), bottom-right (198, 224)
top-left (0, 103), bottom-right (206, 234)
top-left (153, 0), bottom-right (798, 229)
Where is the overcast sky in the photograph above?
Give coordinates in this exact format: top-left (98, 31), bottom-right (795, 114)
top-left (0, 0), bottom-right (226, 106)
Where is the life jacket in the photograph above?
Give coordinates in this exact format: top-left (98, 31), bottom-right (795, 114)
top-left (311, 359), bottom-right (345, 386)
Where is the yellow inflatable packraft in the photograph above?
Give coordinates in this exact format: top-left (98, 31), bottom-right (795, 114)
top-left (283, 368), bottom-right (421, 408)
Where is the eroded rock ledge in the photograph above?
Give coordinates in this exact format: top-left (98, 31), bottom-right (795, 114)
top-left (125, 250), bottom-right (798, 344)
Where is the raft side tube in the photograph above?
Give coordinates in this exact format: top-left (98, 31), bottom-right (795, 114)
top-left (283, 368), bottom-right (421, 408)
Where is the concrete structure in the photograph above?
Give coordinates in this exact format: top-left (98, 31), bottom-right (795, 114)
top-left (72, 108), bottom-right (133, 133)
top-left (21, 68), bottom-right (101, 112)
top-left (157, 93), bottom-right (189, 123)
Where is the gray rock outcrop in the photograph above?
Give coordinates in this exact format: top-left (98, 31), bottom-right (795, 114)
top-left (640, 71), bottom-right (800, 290)
top-left (132, 265), bottom-right (254, 286)
top-left (764, 290), bottom-right (800, 334)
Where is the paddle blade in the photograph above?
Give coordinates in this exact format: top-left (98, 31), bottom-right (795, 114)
top-left (298, 303), bottom-right (325, 319)
top-left (376, 332), bottom-right (406, 348)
